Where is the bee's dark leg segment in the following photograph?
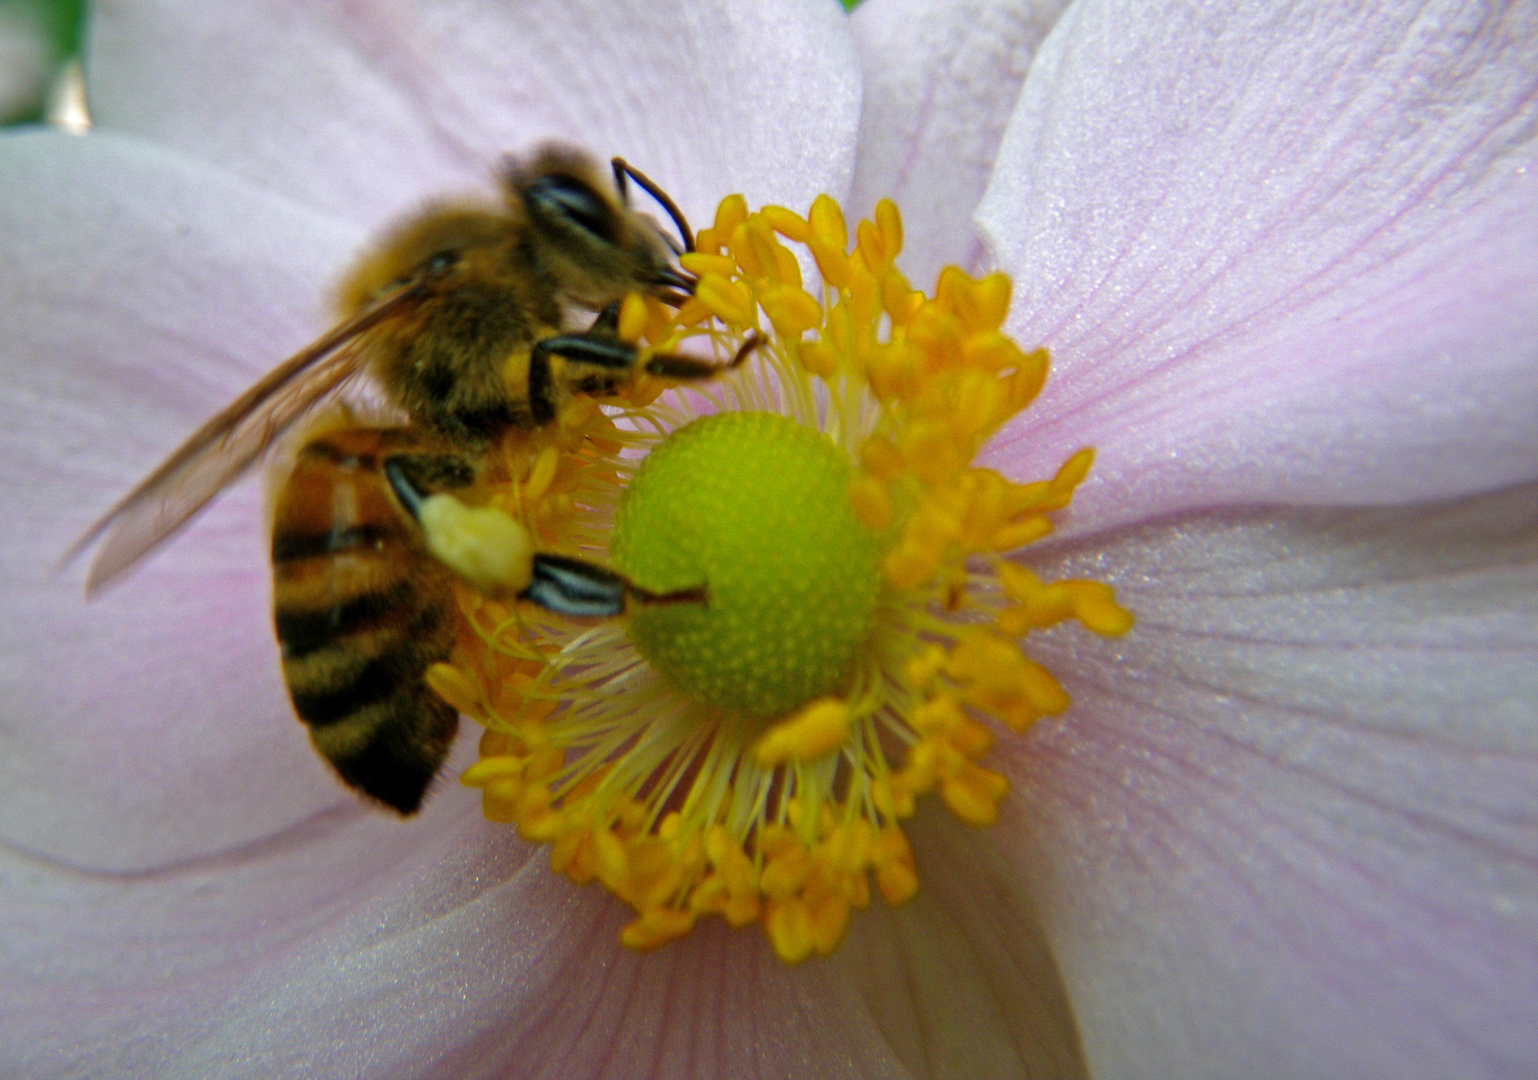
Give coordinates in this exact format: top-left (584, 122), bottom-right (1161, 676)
top-left (532, 334), bottom-right (641, 372)
top-left (611, 157), bottom-right (695, 254)
top-left (729, 331), bottom-right (762, 368)
top-left (644, 332), bottom-right (761, 380)
top-left (521, 554), bottom-right (707, 618)
top-left (382, 453), bottom-right (476, 522)
top-left (655, 266), bottom-right (697, 294)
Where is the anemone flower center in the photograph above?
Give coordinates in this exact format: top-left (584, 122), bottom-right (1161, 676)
top-left (440, 192), bottom-right (1133, 963)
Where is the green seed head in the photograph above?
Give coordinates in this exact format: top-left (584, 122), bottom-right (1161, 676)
top-left (612, 411), bottom-right (882, 720)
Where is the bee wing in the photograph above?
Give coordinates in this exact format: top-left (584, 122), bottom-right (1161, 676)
top-left (65, 287), bottom-right (421, 595)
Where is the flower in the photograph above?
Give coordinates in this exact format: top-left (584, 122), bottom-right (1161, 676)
top-left (1, 1), bottom-right (1534, 1079)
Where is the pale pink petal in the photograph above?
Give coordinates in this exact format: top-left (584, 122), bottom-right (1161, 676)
top-left (88, 0), bottom-right (862, 229)
top-left (831, 807), bottom-right (1087, 1080)
top-left (1001, 484), bottom-right (1538, 1078)
top-left (1, 760), bottom-right (492, 1077)
top-left (0, 130), bottom-right (365, 865)
top-left (157, 837), bottom-right (910, 1080)
top-left (848, 0), bottom-right (1070, 282)
top-left (977, 0), bottom-right (1538, 530)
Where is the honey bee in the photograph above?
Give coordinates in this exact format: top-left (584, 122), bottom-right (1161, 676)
top-left (67, 146), bottom-right (737, 813)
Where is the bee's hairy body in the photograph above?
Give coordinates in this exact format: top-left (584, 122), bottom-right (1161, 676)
top-left (264, 146), bottom-right (713, 813)
top-left (72, 145), bottom-right (728, 816)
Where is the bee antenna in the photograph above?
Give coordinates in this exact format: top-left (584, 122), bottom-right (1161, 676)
top-left (612, 157), bottom-right (695, 254)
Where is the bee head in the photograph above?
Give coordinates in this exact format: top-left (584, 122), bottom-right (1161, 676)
top-left (504, 144), bottom-right (677, 309)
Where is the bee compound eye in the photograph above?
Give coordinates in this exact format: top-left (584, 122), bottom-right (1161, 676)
top-left (525, 175), bottom-right (617, 244)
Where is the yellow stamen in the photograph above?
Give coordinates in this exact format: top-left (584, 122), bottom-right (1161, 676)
top-left (444, 192), bottom-right (1133, 963)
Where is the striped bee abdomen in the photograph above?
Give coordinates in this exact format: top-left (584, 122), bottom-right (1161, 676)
top-left (271, 426), bottom-right (464, 814)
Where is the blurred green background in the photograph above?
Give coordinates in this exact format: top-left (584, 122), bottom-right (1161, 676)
top-left (0, 0), bottom-right (83, 124)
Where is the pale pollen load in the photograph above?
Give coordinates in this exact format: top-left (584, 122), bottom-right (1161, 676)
top-left (443, 193), bottom-right (1134, 964)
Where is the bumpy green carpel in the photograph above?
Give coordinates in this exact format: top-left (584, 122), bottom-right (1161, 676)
top-left (611, 411), bottom-right (881, 720)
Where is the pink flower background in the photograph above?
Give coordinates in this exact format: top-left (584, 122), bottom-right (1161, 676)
top-left (0, 0), bottom-right (1534, 1077)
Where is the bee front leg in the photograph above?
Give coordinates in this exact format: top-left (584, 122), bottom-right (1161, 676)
top-left (529, 329), bottom-right (760, 393)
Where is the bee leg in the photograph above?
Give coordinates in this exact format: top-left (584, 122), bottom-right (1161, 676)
top-left (530, 330), bottom-right (760, 389)
top-left (644, 331), bottom-right (761, 380)
top-left (522, 554), bottom-right (706, 618)
top-left (384, 456), bottom-right (536, 597)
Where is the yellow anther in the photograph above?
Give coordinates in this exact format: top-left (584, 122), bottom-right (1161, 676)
top-left (847, 262), bottom-right (879, 324)
top-left (874, 199), bottom-right (903, 261)
top-left (745, 217), bottom-right (791, 283)
top-left (761, 204), bottom-right (812, 242)
top-left (620, 907), bottom-right (696, 951)
top-left (881, 268), bottom-right (917, 325)
top-left (728, 220), bottom-right (766, 279)
top-left (808, 194), bottom-right (849, 252)
top-left (771, 243), bottom-right (803, 289)
top-left (760, 284), bottom-right (823, 338)
top-left (912, 693), bottom-right (965, 734)
top-left (902, 423), bottom-right (971, 486)
top-left (951, 369), bottom-right (1005, 439)
top-left (859, 436), bottom-right (906, 483)
top-left (695, 274), bottom-right (757, 327)
top-left (809, 237), bottom-right (853, 290)
top-left (955, 272), bottom-right (1012, 334)
top-left (1072, 582), bottom-right (1135, 635)
top-left (426, 662), bottom-right (482, 717)
top-left (848, 474), bottom-right (895, 531)
top-left (940, 763), bottom-right (1009, 827)
top-left (755, 698), bottom-right (853, 765)
top-left (873, 827), bottom-right (918, 905)
top-left (962, 331), bottom-right (1021, 373)
top-left (856, 218), bottom-right (887, 272)
top-left (766, 897), bottom-right (815, 963)
top-left (1018, 660), bottom-right (1071, 715)
top-left (594, 827), bottom-right (628, 890)
top-left (679, 252), bottom-right (740, 278)
top-left (1001, 348), bottom-right (1051, 413)
top-left (698, 193), bottom-right (748, 255)
top-left (1050, 447), bottom-right (1095, 500)
top-left (883, 541), bottom-right (943, 590)
top-left (799, 340), bottom-right (838, 378)
top-left (458, 754), bottom-right (528, 786)
top-left (808, 889), bottom-right (851, 955)
top-left (991, 515), bottom-right (1054, 551)
top-left (524, 444), bottom-right (560, 505)
top-left (949, 715), bottom-right (995, 757)
top-left (903, 644), bottom-right (949, 690)
top-left (760, 845), bottom-right (812, 898)
top-left (616, 291), bottom-right (649, 342)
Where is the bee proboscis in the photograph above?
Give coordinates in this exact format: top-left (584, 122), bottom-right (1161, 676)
top-left (67, 146), bottom-right (741, 813)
